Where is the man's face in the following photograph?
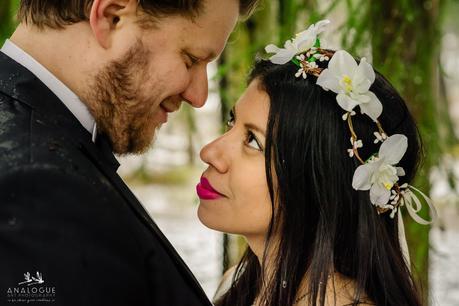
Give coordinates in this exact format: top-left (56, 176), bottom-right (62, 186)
top-left (85, 0), bottom-right (239, 154)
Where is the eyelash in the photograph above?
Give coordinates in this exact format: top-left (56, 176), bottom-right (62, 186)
top-left (185, 53), bottom-right (199, 68)
top-left (245, 130), bottom-right (262, 151)
top-left (226, 110), bottom-right (262, 152)
top-left (226, 110), bottom-right (235, 129)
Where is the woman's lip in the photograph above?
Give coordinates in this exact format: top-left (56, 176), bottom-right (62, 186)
top-left (196, 177), bottom-right (225, 200)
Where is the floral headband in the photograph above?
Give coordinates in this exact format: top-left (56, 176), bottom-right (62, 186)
top-left (265, 20), bottom-right (437, 225)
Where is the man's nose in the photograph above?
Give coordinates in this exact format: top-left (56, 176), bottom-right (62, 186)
top-left (181, 66), bottom-right (209, 108)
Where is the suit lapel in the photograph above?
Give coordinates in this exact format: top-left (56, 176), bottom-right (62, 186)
top-left (79, 140), bottom-right (211, 305)
top-left (0, 52), bottom-right (212, 305)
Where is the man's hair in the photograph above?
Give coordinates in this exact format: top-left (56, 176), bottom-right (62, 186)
top-left (17, 0), bottom-right (259, 29)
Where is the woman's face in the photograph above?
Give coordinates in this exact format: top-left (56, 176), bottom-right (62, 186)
top-left (197, 80), bottom-right (273, 239)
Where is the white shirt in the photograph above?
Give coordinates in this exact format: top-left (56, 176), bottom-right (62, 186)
top-left (0, 39), bottom-right (97, 142)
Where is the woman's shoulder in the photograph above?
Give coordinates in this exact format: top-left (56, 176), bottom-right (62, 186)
top-left (212, 265), bottom-right (238, 302)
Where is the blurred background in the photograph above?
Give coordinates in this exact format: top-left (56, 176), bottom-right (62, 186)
top-left (1, 0), bottom-right (458, 305)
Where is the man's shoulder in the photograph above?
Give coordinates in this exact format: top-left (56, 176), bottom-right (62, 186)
top-left (0, 92), bottom-right (94, 176)
top-left (0, 91), bottom-right (35, 166)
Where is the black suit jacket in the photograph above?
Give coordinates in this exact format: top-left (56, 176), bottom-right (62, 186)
top-left (0, 52), bottom-right (212, 306)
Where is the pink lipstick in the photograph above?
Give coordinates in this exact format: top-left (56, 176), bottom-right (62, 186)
top-left (196, 177), bottom-right (224, 200)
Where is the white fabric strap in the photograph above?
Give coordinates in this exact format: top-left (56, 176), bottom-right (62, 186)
top-left (397, 184), bottom-right (438, 271)
top-left (397, 210), bottom-right (411, 269)
top-left (402, 185), bottom-right (438, 225)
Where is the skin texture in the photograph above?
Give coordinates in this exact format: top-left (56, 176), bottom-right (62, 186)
top-left (10, 0), bottom-right (239, 154)
top-left (199, 80), bottom-right (373, 306)
top-left (198, 80), bottom-right (272, 258)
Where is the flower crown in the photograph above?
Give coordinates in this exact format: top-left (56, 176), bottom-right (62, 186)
top-left (265, 20), bottom-right (437, 224)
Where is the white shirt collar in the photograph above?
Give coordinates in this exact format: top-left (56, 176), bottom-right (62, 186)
top-left (0, 39), bottom-right (97, 142)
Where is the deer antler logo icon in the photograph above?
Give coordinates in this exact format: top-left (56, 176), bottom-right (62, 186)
top-left (18, 271), bottom-right (44, 286)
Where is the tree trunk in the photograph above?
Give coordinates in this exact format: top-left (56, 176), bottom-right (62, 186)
top-left (368, 0), bottom-right (446, 303)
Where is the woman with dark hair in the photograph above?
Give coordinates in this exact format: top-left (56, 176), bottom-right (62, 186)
top-left (195, 20), bottom-right (436, 306)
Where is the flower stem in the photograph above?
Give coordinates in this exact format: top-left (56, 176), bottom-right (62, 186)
top-left (347, 114), bottom-right (365, 164)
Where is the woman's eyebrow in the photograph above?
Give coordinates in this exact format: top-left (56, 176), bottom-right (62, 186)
top-left (244, 123), bottom-right (266, 137)
top-left (233, 105), bottom-right (265, 136)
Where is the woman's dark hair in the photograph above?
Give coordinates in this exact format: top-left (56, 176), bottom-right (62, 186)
top-left (215, 53), bottom-right (422, 306)
top-left (17, 0), bottom-right (259, 29)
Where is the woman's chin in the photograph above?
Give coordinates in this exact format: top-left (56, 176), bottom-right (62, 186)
top-left (197, 204), bottom-right (222, 231)
top-left (197, 204), bottom-right (236, 234)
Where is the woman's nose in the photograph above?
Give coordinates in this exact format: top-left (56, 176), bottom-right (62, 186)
top-left (199, 136), bottom-right (229, 174)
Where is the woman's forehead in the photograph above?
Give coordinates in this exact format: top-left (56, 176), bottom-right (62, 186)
top-left (235, 81), bottom-right (270, 115)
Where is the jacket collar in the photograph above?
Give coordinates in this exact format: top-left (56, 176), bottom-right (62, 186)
top-left (1, 39), bottom-right (97, 135)
top-left (0, 52), bottom-right (211, 304)
top-left (0, 51), bottom-right (119, 171)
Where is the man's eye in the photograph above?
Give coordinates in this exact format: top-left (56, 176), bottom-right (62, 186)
top-left (190, 55), bottom-right (199, 64)
top-left (245, 131), bottom-right (262, 151)
top-left (186, 53), bottom-right (199, 68)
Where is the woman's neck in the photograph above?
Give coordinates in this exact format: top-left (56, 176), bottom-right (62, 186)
top-left (245, 234), bottom-right (278, 305)
top-left (245, 234), bottom-right (268, 264)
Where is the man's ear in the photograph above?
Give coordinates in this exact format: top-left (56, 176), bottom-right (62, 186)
top-left (89, 0), bottom-right (138, 49)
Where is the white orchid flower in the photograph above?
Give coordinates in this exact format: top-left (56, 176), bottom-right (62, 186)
top-left (265, 39), bottom-right (298, 65)
top-left (316, 50), bottom-right (383, 122)
top-left (295, 20), bottom-right (330, 40)
top-left (352, 134), bottom-right (407, 206)
top-left (265, 19), bottom-right (331, 64)
top-left (294, 19), bottom-right (331, 51)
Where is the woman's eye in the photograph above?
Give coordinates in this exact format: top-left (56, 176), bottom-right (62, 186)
top-left (226, 118), bottom-right (234, 129)
top-left (246, 131), bottom-right (262, 151)
top-left (226, 111), bottom-right (235, 130)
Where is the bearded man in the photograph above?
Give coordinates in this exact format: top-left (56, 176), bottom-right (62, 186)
top-left (0, 0), bottom-right (257, 305)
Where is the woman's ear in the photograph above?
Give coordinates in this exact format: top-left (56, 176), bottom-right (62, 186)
top-left (89, 0), bottom-right (138, 49)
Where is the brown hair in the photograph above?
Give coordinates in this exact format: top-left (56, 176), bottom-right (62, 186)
top-left (17, 0), bottom-right (259, 29)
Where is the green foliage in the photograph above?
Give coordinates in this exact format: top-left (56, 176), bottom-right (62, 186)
top-left (354, 2), bottom-right (448, 301)
top-left (218, 0), bottom-right (456, 301)
top-left (0, 0), bottom-right (457, 300)
top-left (0, 0), bottom-right (19, 45)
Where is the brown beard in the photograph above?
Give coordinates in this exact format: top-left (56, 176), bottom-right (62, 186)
top-left (83, 39), bottom-right (161, 155)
